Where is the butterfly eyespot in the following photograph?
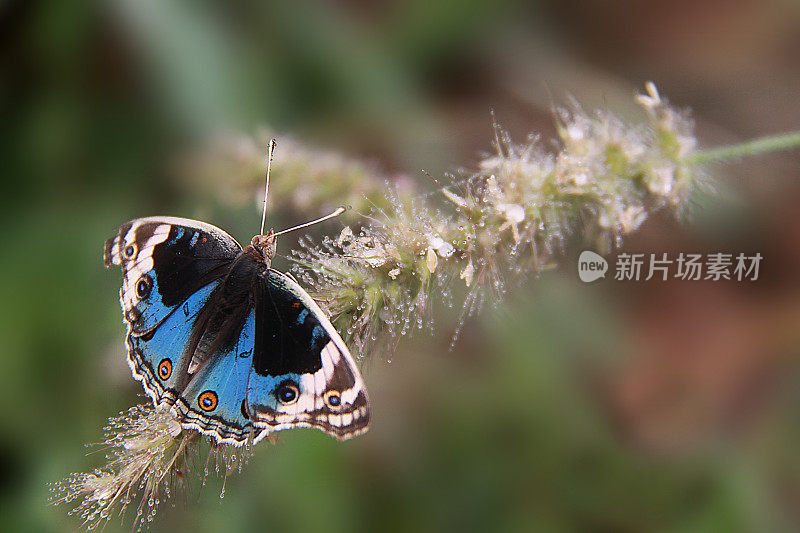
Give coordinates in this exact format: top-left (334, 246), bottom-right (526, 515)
top-left (124, 244), bottom-right (136, 258)
top-left (324, 390), bottom-right (342, 410)
top-left (157, 359), bottom-right (172, 380)
top-left (136, 276), bottom-right (152, 298)
top-left (198, 391), bottom-right (218, 412)
top-left (125, 307), bottom-right (141, 323)
top-left (276, 382), bottom-right (299, 404)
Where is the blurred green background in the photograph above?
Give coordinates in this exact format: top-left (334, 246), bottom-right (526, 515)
top-left (3, 0), bottom-right (800, 531)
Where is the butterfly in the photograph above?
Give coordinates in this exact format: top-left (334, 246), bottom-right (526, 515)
top-left (103, 215), bottom-right (370, 445)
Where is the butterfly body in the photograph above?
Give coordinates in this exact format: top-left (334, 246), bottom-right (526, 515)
top-left (105, 217), bottom-right (369, 444)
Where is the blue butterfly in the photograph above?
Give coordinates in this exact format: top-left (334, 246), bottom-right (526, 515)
top-left (104, 217), bottom-right (370, 444)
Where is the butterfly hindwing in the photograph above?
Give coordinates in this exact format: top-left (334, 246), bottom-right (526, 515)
top-left (246, 270), bottom-right (370, 441)
top-left (172, 310), bottom-right (257, 444)
top-left (127, 281), bottom-right (220, 405)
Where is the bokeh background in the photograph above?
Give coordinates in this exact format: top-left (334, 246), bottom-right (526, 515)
top-left (3, 0), bottom-right (800, 531)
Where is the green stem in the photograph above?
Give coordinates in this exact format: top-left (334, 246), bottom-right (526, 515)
top-left (689, 132), bottom-right (800, 165)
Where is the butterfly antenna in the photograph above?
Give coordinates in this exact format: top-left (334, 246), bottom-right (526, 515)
top-left (273, 206), bottom-right (349, 237)
top-left (260, 138), bottom-right (277, 236)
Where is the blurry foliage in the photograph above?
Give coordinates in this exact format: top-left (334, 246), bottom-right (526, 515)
top-left (2, 0), bottom-right (800, 532)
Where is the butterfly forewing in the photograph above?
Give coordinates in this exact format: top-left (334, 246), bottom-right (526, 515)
top-left (104, 217), bottom-right (241, 334)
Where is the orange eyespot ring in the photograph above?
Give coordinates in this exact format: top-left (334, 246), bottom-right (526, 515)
top-left (198, 391), bottom-right (218, 412)
top-left (324, 390), bottom-right (342, 410)
top-left (157, 359), bottom-right (172, 380)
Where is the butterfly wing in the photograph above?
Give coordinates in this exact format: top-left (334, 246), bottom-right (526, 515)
top-left (104, 216), bottom-right (241, 333)
top-left (245, 269), bottom-right (370, 441)
top-left (104, 217), bottom-right (242, 408)
top-left (127, 280), bottom-right (222, 403)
